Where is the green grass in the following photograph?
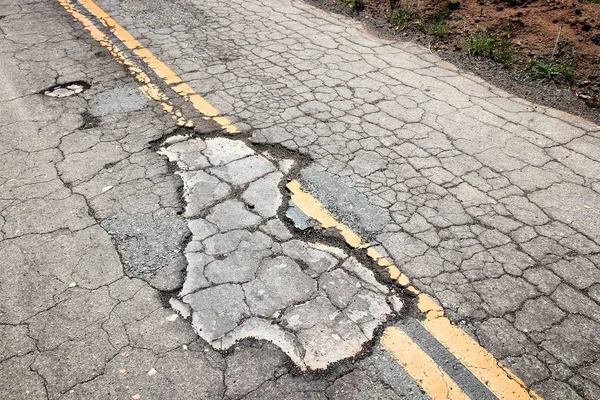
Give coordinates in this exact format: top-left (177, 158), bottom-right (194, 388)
top-left (467, 31), bottom-right (496, 57)
top-left (529, 59), bottom-right (574, 82)
top-left (494, 37), bottom-right (516, 67)
top-left (390, 6), bottom-right (414, 29)
top-left (467, 31), bottom-right (516, 67)
top-left (342, 0), bottom-right (363, 11)
top-left (429, 15), bottom-right (449, 37)
top-left (590, 0), bottom-right (600, 4)
top-left (391, 6), bottom-right (448, 36)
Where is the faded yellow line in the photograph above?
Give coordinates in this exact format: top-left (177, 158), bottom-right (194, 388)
top-left (288, 180), bottom-right (416, 289)
top-left (381, 327), bottom-right (470, 400)
top-left (287, 180), bottom-right (365, 249)
top-left (57, 0), bottom-right (192, 127)
top-left (75, 0), bottom-right (238, 134)
top-left (287, 180), bottom-right (540, 400)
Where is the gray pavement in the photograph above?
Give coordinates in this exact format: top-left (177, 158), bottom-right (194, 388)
top-left (1, 0), bottom-right (600, 399)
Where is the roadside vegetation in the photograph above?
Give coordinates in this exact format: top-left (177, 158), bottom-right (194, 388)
top-left (342, 0), bottom-right (364, 11)
top-left (333, 0), bottom-right (599, 107)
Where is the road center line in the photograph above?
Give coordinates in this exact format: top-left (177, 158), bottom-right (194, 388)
top-left (288, 181), bottom-right (541, 400)
top-left (64, 0), bottom-right (238, 133)
top-left (57, 0), bottom-right (193, 127)
top-left (421, 317), bottom-right (541, 400)
top-left (400, 319), bottom-right (498, 400)
top-left (76, 0), bottom-right (238, 133)
top-left (381, 327), bottom-right (471, 400)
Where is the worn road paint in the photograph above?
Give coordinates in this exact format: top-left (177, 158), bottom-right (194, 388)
top-left (400, 319), bottom-right (499, 400)
top-left (381, 327), bottom-right (470, 400)
top-left (73, 0), bottom-right (238, 134)
top-left (57, 0), bottom-right (192, 126)
top-left (286, 180), bottom-right (365, 249)
top-left (287, 180), bottom-right (541, 400)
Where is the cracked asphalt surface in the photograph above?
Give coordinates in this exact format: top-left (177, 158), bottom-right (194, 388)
top-left (1, 0), bottom-right (600, 399)
top-left (159, 135), bottom-right (404, 371)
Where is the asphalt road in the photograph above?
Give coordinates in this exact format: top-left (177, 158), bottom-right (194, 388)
top-left (1, 0), bottom-right (599, 399)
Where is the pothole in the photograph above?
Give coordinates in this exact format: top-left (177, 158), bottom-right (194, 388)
top-left (157, 134), bottom-right (406, 371)
top-left (40, 81), bottom-right (90, 98)
top-left (42, 81), bottom-right (90, 98)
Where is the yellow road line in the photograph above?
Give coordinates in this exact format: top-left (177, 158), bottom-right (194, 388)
top-left (421, 317), bottom-right (542, 400)
top-left (287, 180), bottom-right (540, 400)
top-left (381, 327), bottom-right (470, 400)
top-left (57, 0), bottom-right (192, 127)
top-left (287, 180), bottom-right (365, 249)
top-left (75, 0), bottom-right (238, 134)
top-left (287, 180), bottom-right (420, 292)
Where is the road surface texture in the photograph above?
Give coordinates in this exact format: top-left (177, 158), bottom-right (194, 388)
top-left (1, 0), bottom-right (599, 399)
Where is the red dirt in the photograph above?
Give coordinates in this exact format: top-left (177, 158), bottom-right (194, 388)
top-left (349, 0), bottom-right (600, 107)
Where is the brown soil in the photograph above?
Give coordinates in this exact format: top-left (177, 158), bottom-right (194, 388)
top-left (305, 0), bottom-right (600, 124)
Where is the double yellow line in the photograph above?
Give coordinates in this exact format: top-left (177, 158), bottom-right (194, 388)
top-left (58, 1), bottom-right (540, 398)
top-left (288, 182), bottom-right (540, 400)
top-left (58, 0), bottom-right (237, 133)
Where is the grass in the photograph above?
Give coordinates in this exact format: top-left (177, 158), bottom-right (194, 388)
top-left (467, 31), bottom-right (516, 67)
top-left (529, 59), bottom-right (574, 82)
top-left (342, 0), bottom-right (363, 11)
top-left (467, 31), bottom-right (496, 57)
top-left (390, 6), bottom-right (415, 30)
top-left (429, 14), bottom-right (449, 37)
top-left (390, 5), bottom-right (448, 37)
top-left (526, 26), bottom-right (573, 82)
top-left (494, 37), bottom-right (516, 67)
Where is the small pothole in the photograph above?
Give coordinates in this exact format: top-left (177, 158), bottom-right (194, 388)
top-left (42, 81), bottom-right (90, 98)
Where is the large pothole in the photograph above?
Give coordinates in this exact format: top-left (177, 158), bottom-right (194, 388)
top-left (158, 135), bottom-right (404, 371)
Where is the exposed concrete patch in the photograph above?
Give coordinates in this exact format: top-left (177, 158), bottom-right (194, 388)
top-left (42, 81), bottom-right (89, 98)
top-left (160, 137), bottom-right (403, 370)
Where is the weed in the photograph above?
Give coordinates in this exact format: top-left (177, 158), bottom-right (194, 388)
top-left (590, 0), bottom-right (600, 4)
top-left (495, 37), bottom-right (516, 67)
top-left (467, 31), bottom-right (517, 67)
top-left (342, 0), bottom-right (363, 11)
top-left (529, 59), bottom-right (574, 82)
top-left (429, 14), bottom-right (449, 37)
top-left (467, 31), bottom-right (496, 57)
top-left (390, 5), bottom-right (414, 29)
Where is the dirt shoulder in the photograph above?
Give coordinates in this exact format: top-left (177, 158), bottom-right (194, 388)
top-left (304, 0), bottom-right (600, 125)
